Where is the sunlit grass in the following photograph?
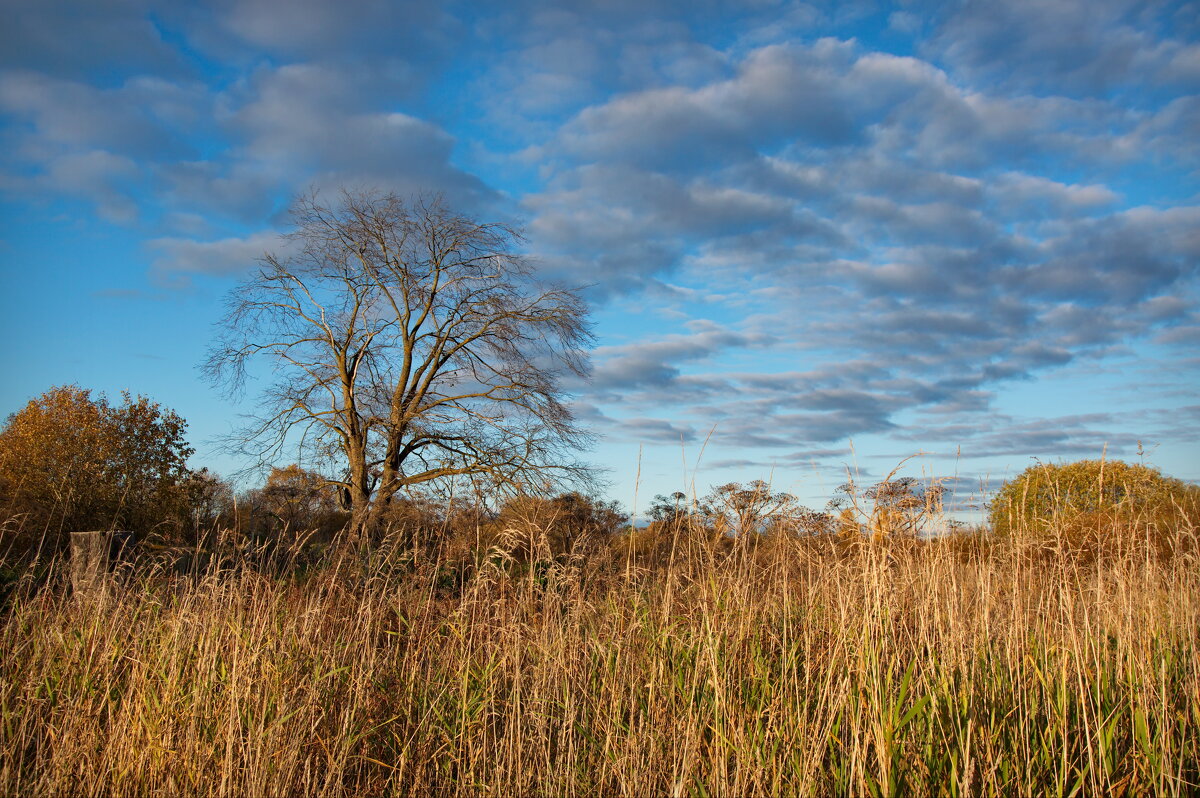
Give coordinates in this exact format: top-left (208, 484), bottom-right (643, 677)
top-left (1, 513), bottom-right (1197, 796)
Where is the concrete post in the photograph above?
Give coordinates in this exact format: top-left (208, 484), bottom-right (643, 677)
top-left (70, 530), bottom-right (133, 596)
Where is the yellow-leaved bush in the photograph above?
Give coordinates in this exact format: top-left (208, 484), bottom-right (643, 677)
top-left (0, 385), bottom-right (193, 555)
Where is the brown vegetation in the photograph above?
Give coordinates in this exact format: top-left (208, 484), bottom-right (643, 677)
top-left (1, 377), bottom-right (1197, 796)
top-left (990, 459), bottom-right (1200, 562)
top-left (0, 386), bottom-right (193, 555)
top-left (1, 469), bottom-right (1197, 796)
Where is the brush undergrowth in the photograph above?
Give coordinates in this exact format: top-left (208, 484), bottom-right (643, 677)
top-left (1, 515), bottom-right (1197, 796)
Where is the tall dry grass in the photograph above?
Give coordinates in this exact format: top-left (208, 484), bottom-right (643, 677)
top-left (1, 515), bottom-right (1197, 796)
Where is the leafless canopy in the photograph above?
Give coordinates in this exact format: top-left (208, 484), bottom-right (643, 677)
top-left (205, 189), bottom-right (594, 534)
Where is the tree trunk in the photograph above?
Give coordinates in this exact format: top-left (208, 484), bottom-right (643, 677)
top-left (347, 490), bottom-right (374, 542)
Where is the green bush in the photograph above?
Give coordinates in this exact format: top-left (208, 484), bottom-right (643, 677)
top-left (988, 459), bottom-right (1199, 541)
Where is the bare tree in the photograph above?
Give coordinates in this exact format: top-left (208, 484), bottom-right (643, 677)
top-left (205, 189), bottom-right (594, 537)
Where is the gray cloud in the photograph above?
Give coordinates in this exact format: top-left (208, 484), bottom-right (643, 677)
top-left (543, 40), bottom-right (886, 173)
top-left (0, 70), bottom-right (214, 220)
top-left (0, 72), bottom-right (207, 159)
top-left (591, 320), bottom-right (773, 392)
top-left (0, 0), bottom-right (184, 80)
top-left (617, 417), bottom-right (699, 444)
top-left (1014, 207), bottom-right (1200, 305)
top-left (896, 410), bottom-right (1174, 462)
top-left (219, 63), bottom-right (497, 212)
top-left (147, 230), bottom-right (288, 287)
top-left (0, 7), bottom-right (505, 226)
top-left (705, 447), bottom-right (851, 471)
top-left (215, 0), bottom-right (457, 58)
top-left (925, 0), bottom-right (1200, 97)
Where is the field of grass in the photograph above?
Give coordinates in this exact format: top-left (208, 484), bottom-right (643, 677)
top-left (1, 516), bottom-right (1198, 796)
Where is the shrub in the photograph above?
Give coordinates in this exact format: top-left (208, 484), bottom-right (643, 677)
top-left (0, 386), bottom-right (194, 556)
top-left (988, 459), bottom-right (1199, 551)
top-left (488, 492), bottom-right (627, 563)
top-left (826, 475), bottom-right (947, 539)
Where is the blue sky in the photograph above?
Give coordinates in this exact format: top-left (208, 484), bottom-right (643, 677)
top-left (1, 0), bottom-right (1197, 516)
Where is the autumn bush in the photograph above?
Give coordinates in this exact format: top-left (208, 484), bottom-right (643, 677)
top-left (231, 464), bottom-right (350, 548)
top-left (0, 386), bottom-right (193, 557)
top-left (989, 459), bottom-right (1200, 559)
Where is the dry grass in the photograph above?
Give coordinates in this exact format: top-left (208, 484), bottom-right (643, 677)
top-left (1, 516), bottom-right (1198, 796)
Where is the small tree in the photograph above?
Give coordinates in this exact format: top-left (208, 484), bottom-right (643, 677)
top-left (181, 467), bottom-right (236, 537)
top-left (646, 491), bottom-right (691, 527)
top-left (205, 189), bottom-right (594, 538)
top-left (260, 463), bottom-right (347, 535)
top-left (491, 492), bottom-right (626, 562)
top-left (0, 386), bottom-right (193, 553)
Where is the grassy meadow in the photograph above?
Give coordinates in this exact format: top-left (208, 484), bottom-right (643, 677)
top-left (1, 494), bottom-right (1198, 796)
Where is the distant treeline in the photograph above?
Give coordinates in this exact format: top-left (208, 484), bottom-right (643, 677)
top-left (2, 386), bottom-right (1198, 570)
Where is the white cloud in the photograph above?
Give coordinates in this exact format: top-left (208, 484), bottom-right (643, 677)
top-left (148, 230), bottom-right (287, 287)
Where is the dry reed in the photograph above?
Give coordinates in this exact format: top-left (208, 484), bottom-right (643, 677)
top-left (1, 516), bottom-right (1197, 796)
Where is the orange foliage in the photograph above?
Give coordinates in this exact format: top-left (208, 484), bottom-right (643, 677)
top-left (0, 385), bottom-right (193, 554)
